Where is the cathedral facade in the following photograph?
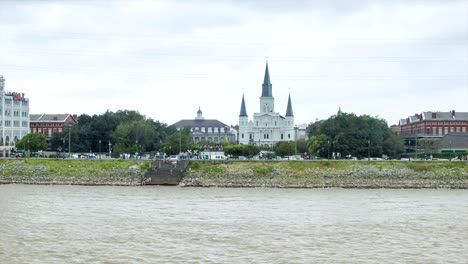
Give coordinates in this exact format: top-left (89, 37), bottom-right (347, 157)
top-left (238, 63), bottom-right (295, 148)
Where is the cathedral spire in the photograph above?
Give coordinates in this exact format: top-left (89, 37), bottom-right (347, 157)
top-left (239, 93), bottom-right (247, 117)
top-left (286, 93), bottom-right (294, 117)
top-left (261, 61), bottom-right (272, 97)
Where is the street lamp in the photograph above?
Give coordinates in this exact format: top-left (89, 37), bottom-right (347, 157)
top-left (136, 139), bottom-right (138, 159)
top-left (449, 140), bottom-right (452, 161)
top-left (68, 124), bottom-right (71, 158)
top-left (327, 140), bottom-right (330, 160)
top-left (367, 139), bottom-right (370, 161)
top-left (108, 141), bottom-right (112, 158)
top-left (179, 127), bottom-right (182, 154)
top-left (99, 140), bottom-right (101, 159)
top-left (415, 136), bottom-right (418, 160)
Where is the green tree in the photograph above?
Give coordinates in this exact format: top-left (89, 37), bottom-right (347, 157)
top-left (307, 134), bottom-right (328, 157)
top-left (307, 113), bottom-right (404, 159)
top-left (224, 144), bottom-right (245, 157)
top-left (15, 133), bottom-right (48, 152)
top-left (275, 141), bottom-right (297, 157)
top-left (163, 126), bottom-right (192, 155)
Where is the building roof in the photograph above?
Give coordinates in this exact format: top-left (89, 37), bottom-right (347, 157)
top-left (239, 94), bottom-right (247, 117)
top-left (285, 93), bottom-right (294, 117)
top-left (421, 111), bottom-right (468, 121)
top-left (172, 119), bottom-right (230, 129)
top-left (30, 114), bottom-right (77, 123)
top-left (402, 111), bottom-right (468, 124)
top-left (438, 132), bottom-right (468, 148)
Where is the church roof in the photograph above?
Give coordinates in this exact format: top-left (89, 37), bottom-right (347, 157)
top-left (239, 94), bottom-right (247, 117)
top-left (286, 93), bottom-right (294, 117)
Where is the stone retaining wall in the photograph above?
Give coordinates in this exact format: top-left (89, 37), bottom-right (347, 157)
top-left (180, 162), bottom-right (468, 189)
top-left (0, 160), bottom-right (145, 186)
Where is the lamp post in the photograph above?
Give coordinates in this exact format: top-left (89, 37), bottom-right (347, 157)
top-left (415, 136), bottom-right (418, 160)
top-left (449, 140), bottom-right (452, 161)
top-left (68, 124), bottom-right (71, 158)
top-left (99, 140), bottom-right (101, 159)
top-left (367, 140), bottom-right (370, 161)
top-left (179, 127), bottom-right (182, 154)
top-left (327, 140), bottom-right (330, 160)
top-left (108, 141), bottom-right (112, 158)
top-left (136, 139), bottom-right (138, 159)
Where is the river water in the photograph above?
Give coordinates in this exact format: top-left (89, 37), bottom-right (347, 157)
top-left (0, 185), bottom-right (467, 263)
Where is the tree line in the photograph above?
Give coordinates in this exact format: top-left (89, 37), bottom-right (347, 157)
top-left (16, 109), bottom-right (404, 159)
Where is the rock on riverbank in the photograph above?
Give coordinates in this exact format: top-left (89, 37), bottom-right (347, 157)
top-left (180, 161), bottom-right (468, 189)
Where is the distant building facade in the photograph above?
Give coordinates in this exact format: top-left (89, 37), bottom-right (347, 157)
top-left (393, 110), bottom-right (468, 153)
top-left (0, 75), bottom-right (30, 156)
top-left (394, 111), bottom-right (468, 137)
top-left (172, 107), bottom-right (237, 144)
top-left (30, 114), bottom-right (78, 138)
top-left (238, 63), bottom-right (295, 147)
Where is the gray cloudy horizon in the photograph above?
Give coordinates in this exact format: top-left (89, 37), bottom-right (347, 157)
top-left (0, 0), bottom-right (467, 127)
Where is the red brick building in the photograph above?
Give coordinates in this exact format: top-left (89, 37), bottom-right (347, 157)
top-left (394, 111), bottom-right (468, 137)
top-left (392, 110), bottom-right (468, 153)
top-left (30, 114), bottom-right (78, 138)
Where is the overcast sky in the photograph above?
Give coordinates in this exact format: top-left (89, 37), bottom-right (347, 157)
top-left (1, 0), bottom-right (467, 127)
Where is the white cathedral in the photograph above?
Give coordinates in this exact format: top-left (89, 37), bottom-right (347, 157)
top-left (238, 63), bottom-right (295, 147)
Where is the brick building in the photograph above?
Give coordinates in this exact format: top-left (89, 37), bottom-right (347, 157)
top-left (30, 114), bottom-right (78, 138)
top-left (392, 110), bottom-right (468, 153)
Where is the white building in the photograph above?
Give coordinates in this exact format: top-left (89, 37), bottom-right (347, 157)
top-left (238, 63), bottom-right (295, 147)
top-left (172, 107), bottom-right (237, 144)
top-left (0, 75), bottom-right (30, 156)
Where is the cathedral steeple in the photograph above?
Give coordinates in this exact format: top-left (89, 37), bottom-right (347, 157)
top-left (286, 93), bottom-right (294, 117)
top-left (239, 94), bottom-right (247, 117)
top-left (261, 62), bottom-right (272, 97)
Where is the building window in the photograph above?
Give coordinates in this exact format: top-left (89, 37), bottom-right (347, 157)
top-left (13, 121), bottom-right (19, 127)
top-left (242, 134), bottom-right (244, 139)
top-left (22, 121), bottom-right (28, 127)
top-left (463, 127), bottom-right (466, 132)
top-left (281, 134), bottom-right (283, 139)
top-left (5, 120), bottom-right (11, 127)
top-left (432, 127), bottom-right (436, 135)
top-left (288, 134), bottom-right (291, 139)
